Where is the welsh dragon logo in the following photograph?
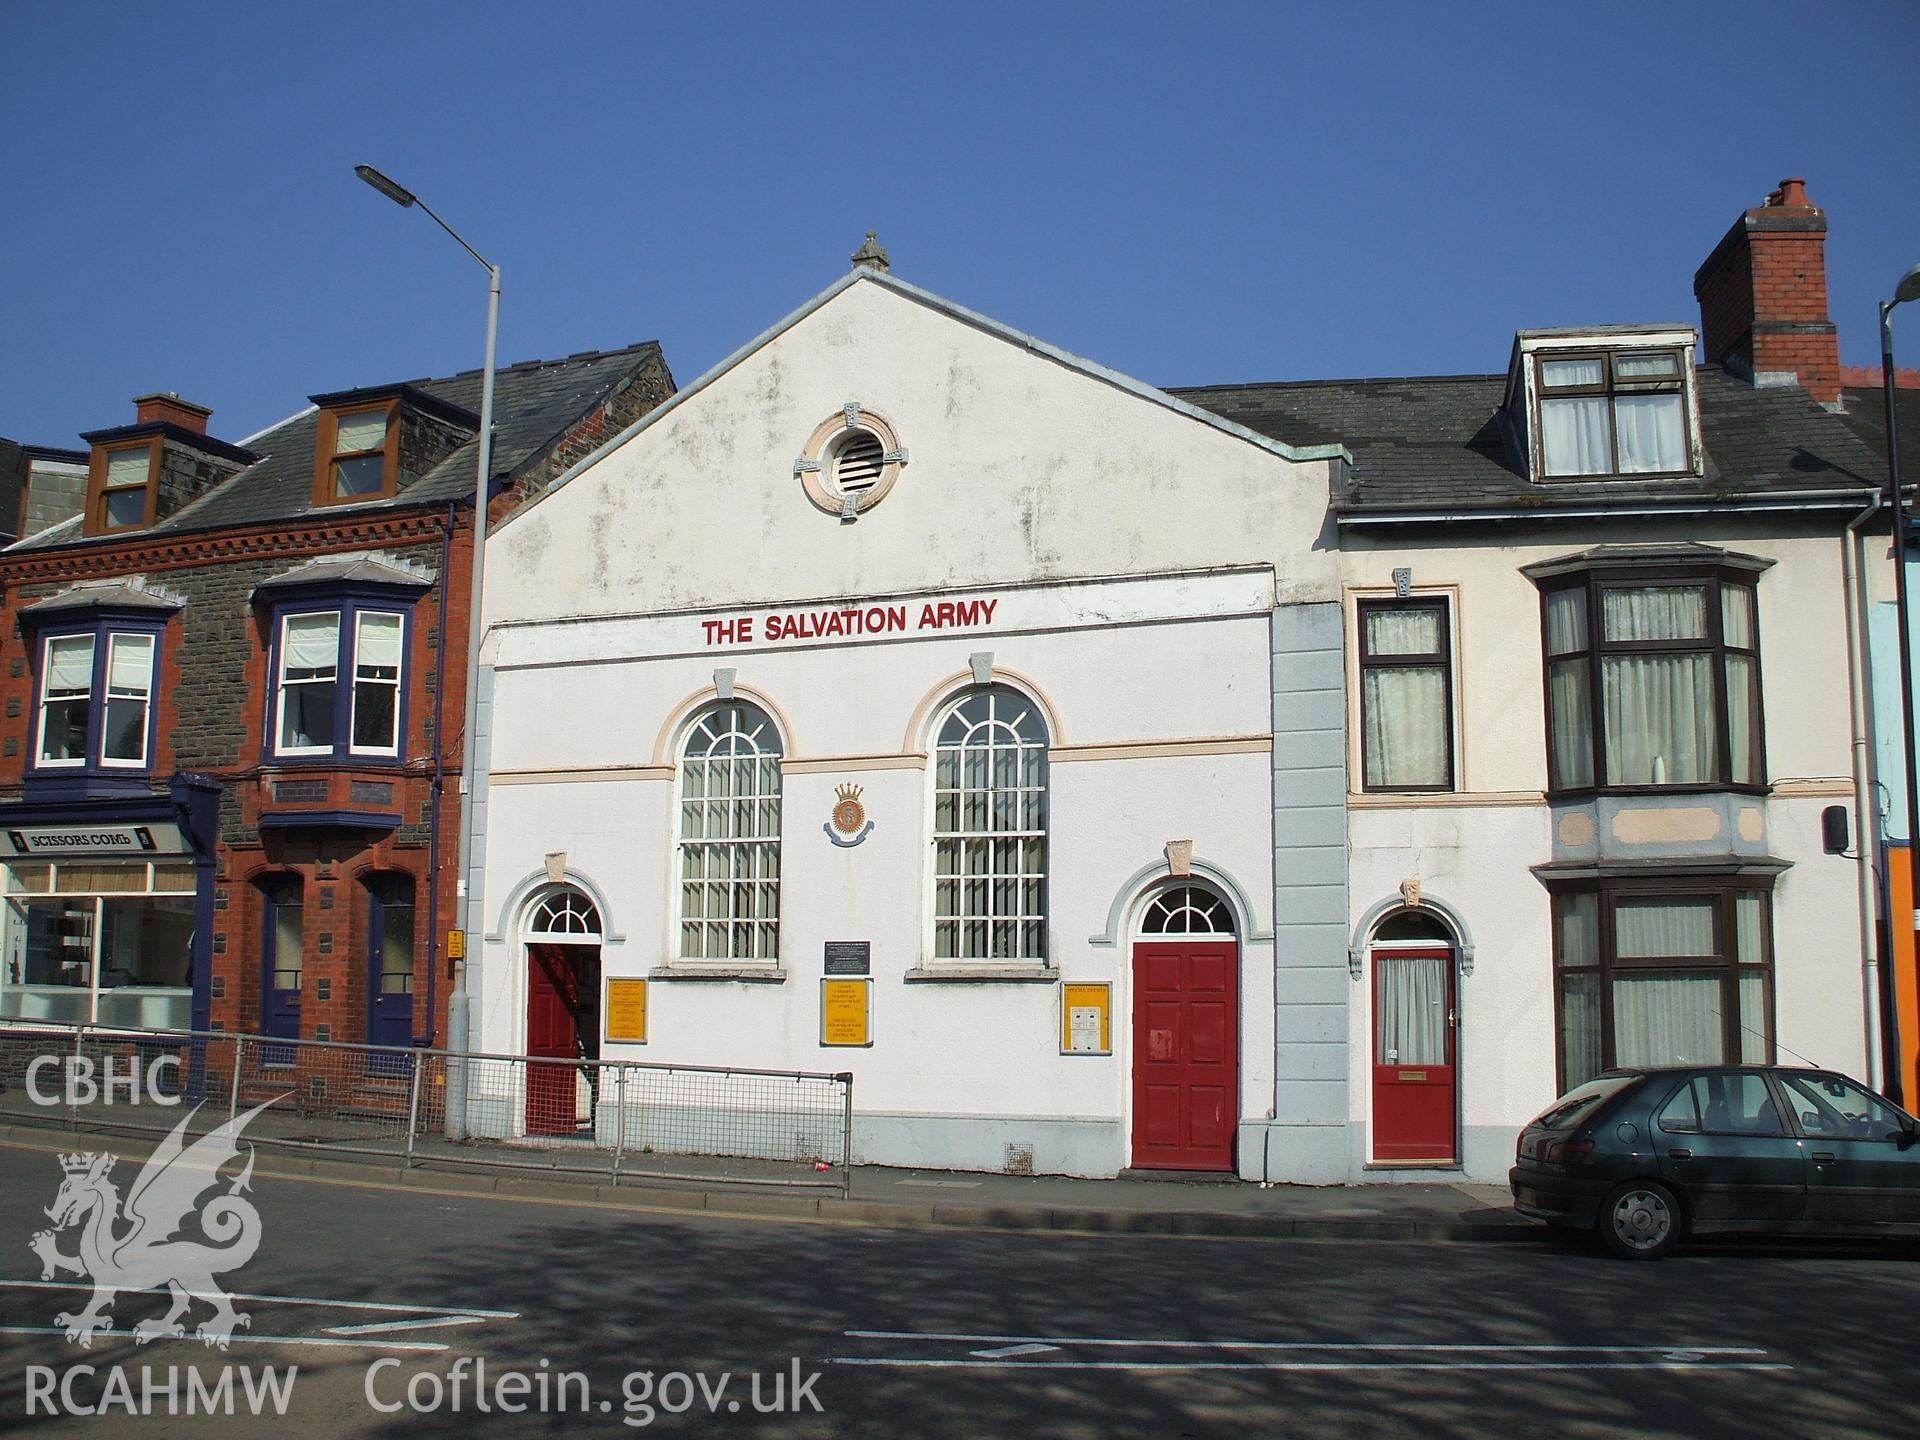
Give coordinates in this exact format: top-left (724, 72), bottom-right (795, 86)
top-left (30, 1100), bottom-right (275, 1350)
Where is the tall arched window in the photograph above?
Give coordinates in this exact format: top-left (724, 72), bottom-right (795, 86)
top-left (933, 686), bottom-right (1048, 963)
top-left (677, 702), bottom-right (783, 963)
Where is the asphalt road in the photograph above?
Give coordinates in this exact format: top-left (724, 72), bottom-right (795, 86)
top-left (0, 1135), bottom-right (1915, 1440)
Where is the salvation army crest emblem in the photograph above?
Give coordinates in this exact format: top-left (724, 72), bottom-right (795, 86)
top-left (824, 784), bottom-right (873, 848)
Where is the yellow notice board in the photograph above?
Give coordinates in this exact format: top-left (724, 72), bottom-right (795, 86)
top-left (820, 978), bottom-right (873, 1048)
top-left (1060, 982), bottom-right (1112, 1055)
top-left (605, 978), bottom-right (648, 1043)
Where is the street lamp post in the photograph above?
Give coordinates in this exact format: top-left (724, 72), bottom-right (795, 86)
top-left (356, 165), bottom-right (498, 1133)
top-left (1881, 261), bottom-right (1920, 1108)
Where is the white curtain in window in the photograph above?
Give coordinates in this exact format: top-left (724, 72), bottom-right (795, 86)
top-left (47, 636), bottom-right (95, 692)
top-left (1365, 608), bottom-right (1440, 655)
top-left (1362, 667), bottom-right (1447, 787)
top-left (283, 614), bottom-right (339, 673)
top-left (107, 634), bottom-right (153, 693)
top-left (1541, 358), bottom-right (1604, 386)
top-left (335, 412), bottom-right (388, 453)
top-left (1615, 352), bottom-right (1680, 379)
top-left (1721, 585), bottom-right (1756, 648)
top-left (1544, 590), bottom-right (1588, 656)
top-left (104, 450), bottom-right (150, 485)
top-left (1738, 970), bottom-right (1770, 1063)
top-left (1734, 892), bottom-right (1766, 964)
top-left (1725, 653), bottom-right (1758, 783)
top-left (356, 613), bottom-right (402, 672)
top-left (1561, 973), bottom-right (1602, 1089)
top-left (1556, 892), bottom-right (1599, 967)
top-left (1614, 896), bottom-right (1716, 957)
top-left (1602, 586), bottom-right (1707, 642)
top-left (1376, 955), bottom-right (1448, 1065)
top-left (1603, 653), bottom-right (1714, 783)
top-left (1548, 658), bottom-right (1594, 787)
top-left (1613, 393), bottom-right (1687, 472)
top-left (1613, 973), bottom-right (1724, 1067)
top-left (1542, 396), bottom-right (1612, 476)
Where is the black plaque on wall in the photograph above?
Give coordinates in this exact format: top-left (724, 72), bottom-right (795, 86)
top-left (824, 941), bottom-right (872, 976)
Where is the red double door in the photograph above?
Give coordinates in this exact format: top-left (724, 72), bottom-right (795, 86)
top-left (1371, 947), bottom-right (1457, 1162)
top-left (526, 943), bottom-right (600, 1136)
top-left (1131, 941), bottom-right (1238, 1171)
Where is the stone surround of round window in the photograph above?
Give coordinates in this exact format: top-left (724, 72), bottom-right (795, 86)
top-left (796, 406), bottom-right (906, 517)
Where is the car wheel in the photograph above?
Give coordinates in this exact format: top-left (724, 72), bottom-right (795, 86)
top-left (1599, 1180), bottom-right (1681, 1260)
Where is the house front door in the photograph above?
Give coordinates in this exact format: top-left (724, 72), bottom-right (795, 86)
top-left (525, 943), bottom-right (599, 1136)
top-left (1371, 947), bottom-right (1457, 1162)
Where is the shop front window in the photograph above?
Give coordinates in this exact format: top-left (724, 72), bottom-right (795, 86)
top-left (1, 861), bottom-right (196, 1028)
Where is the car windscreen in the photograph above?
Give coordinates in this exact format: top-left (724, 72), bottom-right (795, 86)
top-left (1530, 1074), bottom-right (1638, 1131)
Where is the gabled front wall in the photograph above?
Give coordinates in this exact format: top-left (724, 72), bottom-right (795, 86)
top-left (476, 276), bottom-right (1345, 1178)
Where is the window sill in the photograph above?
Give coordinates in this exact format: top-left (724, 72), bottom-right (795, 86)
top-left (647, 965), bottom-right (787, 984)
top-left (903, 967), bottom-right (1057, 984)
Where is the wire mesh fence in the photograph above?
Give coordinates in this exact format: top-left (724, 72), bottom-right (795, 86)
top-left (0, 1019), bottom-right (852, 1194)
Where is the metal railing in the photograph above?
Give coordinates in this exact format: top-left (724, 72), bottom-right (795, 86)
top-left (0, 1020), bottom-right (853, 1195)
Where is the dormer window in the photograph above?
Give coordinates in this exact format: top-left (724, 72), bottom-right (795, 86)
top-left (89, 440), bottom-right (158, 532)
top-left (314, 401), bottom-right (398, 505)
top-left (1538, 349), bottom-right (1689, 476)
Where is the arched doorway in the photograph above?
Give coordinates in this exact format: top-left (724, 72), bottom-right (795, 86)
top-left (522, 886), bottom-right (602, 1137)
top-left (1130, 884), bottom-right (1239, 1172)
top-left (1369, 908), bottom-right (1459, 1163)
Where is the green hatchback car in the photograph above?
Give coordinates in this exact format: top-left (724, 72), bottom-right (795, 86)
top-left (1509, 1065), bottom-right (1920, 1259)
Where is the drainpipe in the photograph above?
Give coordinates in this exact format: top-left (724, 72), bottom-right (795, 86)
top-left (418, 501), bottom-right (455, 1046)
top-left (1844, 495), bottom-right (1887, 1089)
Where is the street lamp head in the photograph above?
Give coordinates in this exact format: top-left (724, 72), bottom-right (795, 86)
top-left (1897, 263), bottom-right (1920, 307)
top-left (355, 164), bottom-right (416, 209)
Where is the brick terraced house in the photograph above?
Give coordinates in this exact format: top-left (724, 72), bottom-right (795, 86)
top-left (0, 348), bottom-right (674, 1071)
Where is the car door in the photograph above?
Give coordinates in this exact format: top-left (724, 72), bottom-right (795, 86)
top-left (1655, 1070), bottom-right (1806, 1228)
top-left (1775, 1071), bottom-right (1920, 1230)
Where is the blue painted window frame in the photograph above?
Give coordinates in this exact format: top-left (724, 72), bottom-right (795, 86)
top-left (27, 618), bottom-right (167, 778)
top-left (262, 590), bottom-right (415, 767)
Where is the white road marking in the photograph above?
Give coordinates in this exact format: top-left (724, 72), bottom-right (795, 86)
top-left (970, 1343), bottom-right (1060, 1358)
top-left (830, 1357), bottom-right (1792, 1373)
top-left (0, 1279), bottom-right (517, 1319)
top-left (843, 1330), bottom-right (1770, 1356)
top-left (0, 1325), bottom-right (448, 1352)
top-left (324, 1315), bottom-right (496, 1336)
top-left (894, 1180), bottom-right (982, 1189)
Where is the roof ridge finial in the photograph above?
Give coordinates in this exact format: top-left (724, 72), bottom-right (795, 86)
top-left (851, 231), bottom-right (890, 274)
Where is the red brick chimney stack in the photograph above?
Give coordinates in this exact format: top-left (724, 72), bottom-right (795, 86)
top-left (1692, 176), bottom-right (1842, 406)
top-left (132, 391), bottom-right (212, 435)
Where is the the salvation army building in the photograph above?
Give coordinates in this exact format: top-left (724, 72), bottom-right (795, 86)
top-left (467, 258), bottom-right (1353, 1181)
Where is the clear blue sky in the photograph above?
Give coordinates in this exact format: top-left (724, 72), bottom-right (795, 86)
top-left (4, 2), bottom-right (1917, 446)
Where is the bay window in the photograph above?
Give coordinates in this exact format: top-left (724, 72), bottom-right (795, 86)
top-left (1538, 563), bottom-right (1765, 793)
top-left (1553, 881), bottom-right (1774, 1090)
top-left (1358, 598), bottom-right (1453, 791)
top-left (270, 603), bottom-right (408, 761)
top-left (33, 626), bottom-right (162, 773)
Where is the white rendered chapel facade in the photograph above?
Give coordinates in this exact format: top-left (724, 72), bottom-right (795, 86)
top-left (464, 268), bottom-right (1354, 1180)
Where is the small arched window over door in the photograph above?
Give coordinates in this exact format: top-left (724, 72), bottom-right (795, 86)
top-left (525, 887), bottom-right (603, 942)
top-left (1139, 885), bottom-right (1235, 937)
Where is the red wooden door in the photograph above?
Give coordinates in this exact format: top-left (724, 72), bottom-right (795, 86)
top-left (526, 943), bottom-right (597, 1136)
top-left (1131, 941), bottom-right (1239, 1171)
top-left (1371, 947), bottom-right (1456, 1161)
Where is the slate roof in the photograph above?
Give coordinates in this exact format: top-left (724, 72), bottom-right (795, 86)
top-left (1836, 385), bottom-right (1920, 478)
top-left (1172, 364), bottom-right (1886, 519)
top-left (10, 342), bottom-right (665, 551)
top-left (22, 579), bottom-right (182, 615)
